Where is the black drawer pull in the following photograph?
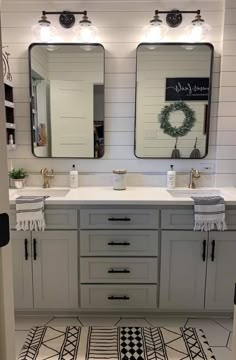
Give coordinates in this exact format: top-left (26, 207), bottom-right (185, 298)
top-left (108, 217), bottom-right (131, 222)
top-left (108, 269), bottom-right (130, 274)
top-left (211, 240), bottom-right (215, 262)
top-left (202, 240), bottom-right (206, 262)
top-left (24, 239), bottom-right (28, 260)
top-left (108, 295), bottom-right (130, 300)
top-left (33, 238), bottom-right (37, 260)
top-left (108, 241), bottom-right (130, 246)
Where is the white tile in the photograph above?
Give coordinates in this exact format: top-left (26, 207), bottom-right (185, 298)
top-left (78, 316), bottom-right (120, 326)
top-left (211, 346), bottom-right (233, 360)
top-left (117, 318), bottom-right (150, 327)
top-left (145, 316), bottom-right (188, 328)
top-left (214, 318), bottom-right (234, 332)
top-left (15, 315), bottom-right (53, 331)
top-left (15, 331), bottom-right (28, 358)
top-left (47, 317), bottom-right (81, 327)
top-left (186, 319), bottom-right (230, 347)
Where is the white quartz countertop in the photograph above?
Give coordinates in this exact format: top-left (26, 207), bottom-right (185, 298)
top-left (8, 187), bottom-right (236, 206)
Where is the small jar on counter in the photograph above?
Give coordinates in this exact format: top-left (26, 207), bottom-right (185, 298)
top-left (112, 169), bottom-right (127, 190)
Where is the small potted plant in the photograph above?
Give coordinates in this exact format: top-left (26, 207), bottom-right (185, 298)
top-left (9, 168), bottom-right (27, 189)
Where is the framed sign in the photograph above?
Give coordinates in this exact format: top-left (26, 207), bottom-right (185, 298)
top-left (165, 77), bottom-right (209, 101)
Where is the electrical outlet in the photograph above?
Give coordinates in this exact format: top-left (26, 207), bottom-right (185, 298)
top-left (199, 163), bottom-right (215, 174)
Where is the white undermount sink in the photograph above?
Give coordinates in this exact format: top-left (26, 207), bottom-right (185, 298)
top-left (167, 188), bottom-right (223, 198)
top-left (15, 188), bottom-right (70, 198)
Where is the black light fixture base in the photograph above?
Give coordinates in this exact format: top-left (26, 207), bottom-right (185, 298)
top-left (166, 10), bottom-right (182, 28)
top-left (59, 11), bottom-right (76, 28)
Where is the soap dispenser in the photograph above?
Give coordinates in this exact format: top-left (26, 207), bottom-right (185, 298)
top-left (69, 164), bottom-right (78, 188)
top-left (167, 165), bottom-right (176, 189)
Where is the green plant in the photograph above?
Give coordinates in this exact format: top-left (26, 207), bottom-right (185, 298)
top-left (9, 168), bottom-right (27, 179)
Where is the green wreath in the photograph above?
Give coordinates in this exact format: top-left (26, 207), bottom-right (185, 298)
top-left (159, 101), bottom-right (196, 137)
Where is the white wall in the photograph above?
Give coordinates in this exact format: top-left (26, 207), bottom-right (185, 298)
top-left (1, 0), bottom-right (224, 187)
top-left (216, 0), bottom-right (236, 186)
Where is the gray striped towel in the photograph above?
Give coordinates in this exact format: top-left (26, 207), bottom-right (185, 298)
top-left (192, 196), bottom-right (226, 231)
top-left (16, 196), bottom-right (46, 231)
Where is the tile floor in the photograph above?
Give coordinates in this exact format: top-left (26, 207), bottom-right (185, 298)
top-left (15, 315), bottom-right (233, 359)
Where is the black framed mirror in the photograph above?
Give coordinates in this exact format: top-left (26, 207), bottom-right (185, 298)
top-left (135, 43), bottom-right (214, 159)
top-left (29, 43), bottom-right (105, 158)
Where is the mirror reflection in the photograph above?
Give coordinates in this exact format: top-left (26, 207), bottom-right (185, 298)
top-left (29, 43), bottom-right (104, 158)
top-left (135, 43), bottom-right (213, 158)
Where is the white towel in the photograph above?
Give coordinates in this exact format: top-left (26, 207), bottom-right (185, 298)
top-left (192, 196), bottom-right (227, 231)
top-left (16, 196), bottom-right (46, 231)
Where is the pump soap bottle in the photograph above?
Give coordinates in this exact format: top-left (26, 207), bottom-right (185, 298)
top-left (69, 164), bottom-right (78, 188)
top-left (167, 165), bottom-right (176, 189)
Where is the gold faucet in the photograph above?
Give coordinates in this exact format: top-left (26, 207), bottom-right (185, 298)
top-left (189, 168), bottom-right (200, 189)
top-left (40, 168), bottom-right (54, 188)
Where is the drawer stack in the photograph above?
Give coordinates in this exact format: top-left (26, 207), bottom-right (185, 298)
top-left (80, 208), bottom-right (159, 309)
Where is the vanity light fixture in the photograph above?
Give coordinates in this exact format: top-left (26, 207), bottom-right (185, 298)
top-left (33, 10), bottom-right (97, 42)
top-left (144, 9), bottom-right (210, 42)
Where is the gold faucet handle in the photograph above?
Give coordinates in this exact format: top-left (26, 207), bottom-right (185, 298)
top-left (193, 169), bottom-right (200, 178)
top-left (48, 169), bottom-right (54, 178)
top-left (40, 168), bottom-right (48, 175)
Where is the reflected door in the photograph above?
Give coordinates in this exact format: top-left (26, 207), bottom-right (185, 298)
top-left (50, 80), bottom-right (94, 157)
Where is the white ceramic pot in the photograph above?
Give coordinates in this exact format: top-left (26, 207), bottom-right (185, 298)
top-left (14, 179), bottom-right (25, 189)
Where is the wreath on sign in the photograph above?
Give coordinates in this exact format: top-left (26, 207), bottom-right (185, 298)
top-left (159, 101), bottom-right (196, 137)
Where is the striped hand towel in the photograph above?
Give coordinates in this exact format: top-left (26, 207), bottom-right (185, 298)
top-left (16, 196), bottom-right (46, 231)
top-left (192, 196), bottom-right (226, 231)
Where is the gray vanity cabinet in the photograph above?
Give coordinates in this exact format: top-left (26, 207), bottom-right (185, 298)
top-left (160, 229), bottom-right (236, 311)
top-left (12, 230), bottom-right (78, 310)
top-left (32, 231), bottom-right (78, 310)
top-left (12, 231), bottom-right (33, 309)
top-left (10, 207), bottom-right (78, 311)
top-left (205, 232), bottom-right (236, 310)
top-left (160, 231), bottom-right (207, 310)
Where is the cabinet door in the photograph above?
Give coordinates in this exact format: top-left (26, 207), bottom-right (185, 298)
top-left (160, 231), bottom-right (207, 310)
top-left (11, 231), bottom-right (33, 309)
top-left (32, 231), bottom-right (78, 309)
top-left (206, 232), bottom-right (236, 310)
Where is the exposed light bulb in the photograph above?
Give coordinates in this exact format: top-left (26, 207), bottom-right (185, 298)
top-left (184, 14), bottom-right (211, 42)
top-left (32, 23), bottom-right (58, 42)
top-left (143, 11), bottom-right (168, 42)
top-left (143, 23), bottom-right (168, 42)
top-left (73, 24), bottom-right (97, 42)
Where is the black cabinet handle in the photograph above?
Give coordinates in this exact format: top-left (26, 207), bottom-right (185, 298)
top-left (108, 241), bottom-right (130, 246)
top-left (24, 239), bottom-right (28, 260)
top-left (202, 240), bottom-right (206, 262)
top-left (108, 217), bottom-right (131, 222)
top-left (108, 295), bottom-right (130, 300)
top-left (33, 239), bottom-right (37, 260)
top-left (211, 240), bottom-right (216, 262)
top-left (108, 269), bottom-right (130, 274)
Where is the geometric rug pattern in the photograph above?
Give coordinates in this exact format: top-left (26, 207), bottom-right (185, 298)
top-left (17, 326), bottom-right (216, 360)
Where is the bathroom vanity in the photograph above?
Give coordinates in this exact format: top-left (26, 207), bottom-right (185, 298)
top-left (9, 187), bottom-right (236, 314)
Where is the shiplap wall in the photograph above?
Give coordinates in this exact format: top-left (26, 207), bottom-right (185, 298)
top-left (1, 0), bottom-right (224, 187)
top-left (216, 0), bottom-right (236, 187)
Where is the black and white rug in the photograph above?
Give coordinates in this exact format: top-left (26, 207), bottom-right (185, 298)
top-left (18, 326), bottom-right (216, 360)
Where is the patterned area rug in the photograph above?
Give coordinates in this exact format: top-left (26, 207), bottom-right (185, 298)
top-left (18, 326), bottom-right (216, 360)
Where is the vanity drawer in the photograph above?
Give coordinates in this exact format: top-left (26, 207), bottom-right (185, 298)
top-left (225, 210), bottom-right (236, 230)
top-left (80, 285), bottom-right (157, 309)
top-left (161, 209), bottom-right (236, 230)
top-left (80, 230), bottom-right (158, 256)
top-left (80, 257), bottom-right (158, 283)
top-left (80, 208), bottom-right (159, 229)
top-left (161, 209), bottom-right (194, 229)
top-left (10, 208), bottom-right (77, 230)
